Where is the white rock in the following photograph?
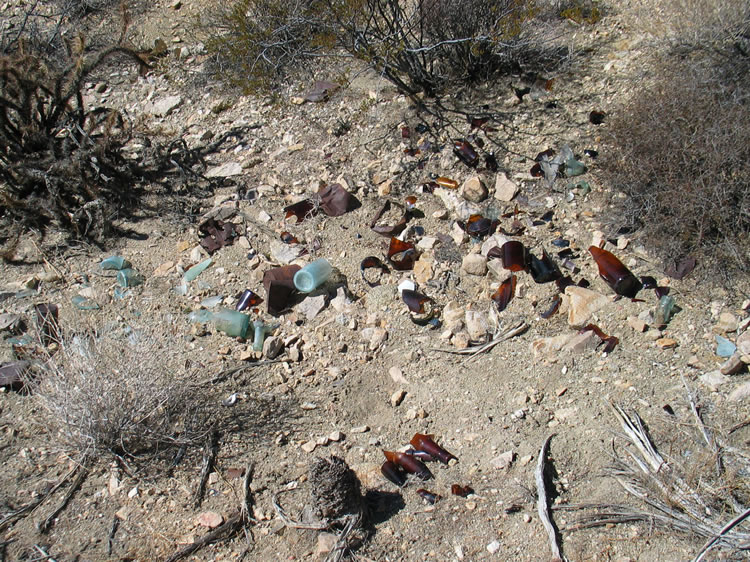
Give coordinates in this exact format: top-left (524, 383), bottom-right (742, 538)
top-left (487, 540), bottom-right (501, 554)
top-left (145, 95), bottom-right (182, 116)
top-left (491, 450), bottom-right (515, 470)
top-left (462, 253), bottom-right (487, 276)
top-left (729, 381), bottom-right (750, 402)
top-left (494, 174), bottom-right (518, 202)
top-left (700, 370), bottom-right (730, 390)
top-left (564, 286), bottom-right (609, 328)
top-left (461, 175), bottom-right (488, 203)
top-left (206, 161), bottom-right (243, 178)
top-left (389, 367), bottom-right (408, 384)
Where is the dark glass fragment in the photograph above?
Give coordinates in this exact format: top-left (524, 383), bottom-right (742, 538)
top-left (458, 214), bottom-right (497, 239)
top-left (416, 489), bottom-right (440, 504)
top-left (540, 297), bottom-right (561, 319)
top-left (584, 149), bottom-right (599, 158)
top-left (451, 484), bottom-right (474, 497)
top-left (371, 201), bottom-right (409, 237)
top-left (581, 323), bottom-right (619, 353)
top-left (528, 250), bottom-right (561, 283)
top-left (485, 152), bottom-right (499, 172)
top-left (280, 231), bottom-right (299, 244)
top-left (402, 290), bottom-right (433, 314)
top-left (588, 246), bottom-right (642, 298)
top-left (589, 110), bottom-right (606, 125)
top-left (236, 289), bottom-right (263, 312)
top-left (383, 450), bottom-right (432, 480)
top-left (410, 433), bottom-right (457, 464)
top-left (360, 256), bottom-right (389, 287)
top-left (491, 275), bottom-right (517, 312)
top-left (387, 238), bottom-right (417, 271)
top-left (406, 449), bottom-right (434, 462)
top-left (499, 241), bottom-right (527, 271)
top-left (381, 461), bottom-right (406, 487)
top-left (453, 140), bottom-right (479, 167)
top-left (262, 265), bottom-right (301, 316)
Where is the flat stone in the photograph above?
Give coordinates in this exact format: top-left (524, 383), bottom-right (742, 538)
top-left (205, 162), bottom-right (243, 178)
top-left (461, 175), bottom-right (488, 203)
top-left (351, 425), bottom-right (370, 433)
top-left (301, 440), bottom-right (317, 453)
top-left (564, 286), bottom-right (609, 328)
top-left (729, 381), bottom-right (750, 402)
top-left (465, 310), bottom-right (490, 340)
top-left (417, 236), bottom-right (438, 250)
top-left (361, 326), bottom-right (388, 350)
top-left (146, 95), bottom-right (182, 116)
top-left (491, 450), bottom-right (515, 470)
top-left (627, 316), bottom-right (647, 332)
top-left (389, 367), bottom-right (408, 384)
top-left (413, 257), bottom-right (434, 284)
top-left (737, 330), bottom-right (750, 355)
top-left (153, 261), bottom-right (174, 277)
top-left (714, 312), bottom-right (739, 333)
top-left (494, 173), bottom-right (519, 202)
top-left (462, 253), bottom-right (487, 276)
top-left (721, 353), bottom-right (746, 375)
top-left (700, 370), bottom-right (730, 390)
top-left (328, 430), bottom-right (343, 442)
top-left (656, 337), bottom-right (679, 349)
top-left (316, 532), bottom-right (338, 557)
top-left (197, 511), bottom-right (223, 529)
top-left (298, 295), bottom-right (327, 321)
top-left (487, 540), bottom-right (501, 554)
top-left (562, 330), bottom-right (599, 354)
top-left (531, 333), bottom-right (574, 357)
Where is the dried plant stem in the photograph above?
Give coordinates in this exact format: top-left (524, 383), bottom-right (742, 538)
top-left (433, 321), bottom-right (527, 357)
top-left (194, 430), bottom-right (219, 508)
top-left (38, 463), bottom-right (88, 533)
top-left (0, 464), bottom-right (77, 532)
top-left (272, 489), bottom-right (329, 530)
top-left (164, 462), bottom-right (254, 562)
top-left (693, 508), bottom-right (750, 562)
top-left (536, 434), bottom-right (562, 562)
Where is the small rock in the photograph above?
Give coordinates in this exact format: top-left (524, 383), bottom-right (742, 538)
top-left (205, 162), bottom-right (243, 178)
top-left (716, 335), bottom-right (736, 357)
top-left (452, 332), bottom-right (470, 349)
top-left (714, 312), bottom-right (739, 333)
top-left (389, 367), bottom-right (408, 384)
top-left (153, 261), bottom-right (174, 277)
top-left (627, 316), bottom-right (647, 332)
top-left (462, 253), bottom-right (487, 276)
top-left (316, 532), bottom-right (338, 557)
top-left (487, 540), bottom-right (501, 554)
top-left (738, 330), bottom-right (750, 355)
top-left (461, 175), bottom-right (488, 203)
top-left (128, 486), bottom-right (139, 498)
top-left (197, 511), bottom-right (223, 529)
top-left (301, 440), bottom-right (317, 453)
top-left (721, 353), bottom-right (746, 375)
top-left (520, 454), bottom-right (534, 466)
top-left (361, 326), bottom-right (388, 350)
top-left (656, 338), bottom-right (678, 349)
top-left (263, 336), bottom-right (283, 359)
top-left (328, 430), bottom-right (344, 442)
top-left (700, 370), bottom-right (731, 390)
top-left (390, 389), bottom-right (406, 407)
top-left (417, 237), bottom-right (438, 250)
top-left (351, 425), bottom-right (370, 433)
top-left (494, 174), bottom-right (518, 202)
top-left (564, 286), bottom-right (609, 328)
top-left (729, 381), bottom-right (750, 402)
top-left (491, 450), bottom-right (515, 470)
top-left (531, 334), bottom-right (574, 356)
top-left (270, 240), bottom-right (305, 264)
top-left (562, 330), bottom-right (599, 354)
top-left (145, 95), bottom-right (182, 116)
top-left (298, 295), bottom-right (327, 321)
top-left (481, 233), bottom-right (510, 257)
top-left (465, 310), bottom-right (490, 340)
top-left (413, 257), bottom-right (434, 284)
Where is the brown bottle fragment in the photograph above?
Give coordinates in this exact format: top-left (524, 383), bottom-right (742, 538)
top-left (588, 246), bottom-right (642, 298)
top-left (453, 140), bottom-right (479, 167)
top-left (410, 433), bottom-right (457, 464)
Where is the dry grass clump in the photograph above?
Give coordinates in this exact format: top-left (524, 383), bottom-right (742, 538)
top-left (27, 319), bottom-right (211, 462)
top-left (599, 0), bottom-right (750, 276)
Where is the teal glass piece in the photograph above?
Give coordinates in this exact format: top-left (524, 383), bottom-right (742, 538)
top-left (211, 309), bottom-right (251, 338)
top-left (72, 295), bottom-right (100, 310)
top-left (564, 157), bottom-right (586, 177)
top-left (293, 259), bottom-right (332, 293)
top-left (116, 268), bottom-right (144, 288)
top-left (100, 256), bottom-right (132, 270)
top-left (183, 258), bottom-right (212, 282)
top-left (715, 335), bottom-right (737, 358)
top-left (252, 321), bottom-right (278, 352)
top-left (654, 295), bottom-right (676, 326)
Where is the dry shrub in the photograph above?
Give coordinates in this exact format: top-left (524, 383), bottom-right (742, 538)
top-left (599, 1), bottom-right (750, 275)
top-left (28, 320), bottom-right (211, 462)
top-left (204, 0), bottom-right (572, 96)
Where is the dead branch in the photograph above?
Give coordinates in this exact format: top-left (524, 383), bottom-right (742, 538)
top-left (38, 463), bottom-right (88, 533)
top-left (194, 430), bottom-right (219, 508)
top-left (535, 434), bottom-right (562, 562)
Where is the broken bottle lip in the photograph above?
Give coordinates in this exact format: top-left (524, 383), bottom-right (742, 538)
top-left (293, 258), bottom-right (333, 293)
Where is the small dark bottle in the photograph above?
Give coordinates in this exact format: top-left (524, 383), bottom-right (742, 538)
top-left (588, 246), bottom-right (643, 298)
top-left (453, 140), bottom-right (479, 167)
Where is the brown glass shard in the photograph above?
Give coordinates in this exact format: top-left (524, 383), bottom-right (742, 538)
top-left (360, 256), bottom-right (389, 287)
top-left (581, 323), bottom-right (619, 353)
top-left (497, 241), bottom-right (527, 271)
top-left (664, 256), bottom-right (697, 280)
top-left (406, 449), bottom-right (434, 462)
top-left (383, 450), bottom-right (432, 480)
top-left (491, 274), bottom-right (517, 312)
top-left (387, 238), bottom-right (417, 271)
top-left (436, 177), bottom-right (458, 189)
top-left (303, 80), bottom-right (339, 102)
top-left (451, 484), bottom-right (474, 497)
top-left (410, 433), bottom-right (457, 464)
top-left (540, 297), bottom-right (561, 319)
top-left (283, 198), bottom-right (318, 223)
top-left (589, 110), bottom-right (606, 125)
top-left (458, 214), bottom-right (498, 238)
top-left (453, 140), bottom-right (479, 167)
top-left (236, 289), bottom-right (263, 312)
top-left (262, 265), bottom-right (301, 316)
top-left (381, 460), bottom-right (406, 487)
top-left (528, 250), bottom-right (561, 283)
top-left (588, 246), bottom-right (642, 298)
top-left (402, 290), bottom-right (433, 314)
top-left (199, 218), bottom-right (239, 255)
top-left (416, 489), bottom-right (440, 504)
top-left (530, 162), bottom-right (544, 177)
top-left (422, 181), bottom-right (439, 193)
top-left (279, 231), bottom-right (299, 245)
top-left (371, 201), bottom-right (408, 237)
top-left (318, 183), bottom-right (361, 217)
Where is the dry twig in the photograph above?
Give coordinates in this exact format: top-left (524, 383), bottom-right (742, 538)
top-left (433, 321), bottom-right (527, 358)
top-left (38, 463), bottom-right (88, 533)
top-left (535, 434), bottom-right (562, 562)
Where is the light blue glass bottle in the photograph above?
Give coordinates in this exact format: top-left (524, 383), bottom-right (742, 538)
top-left (293, 259), bottom-right (332, 293)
